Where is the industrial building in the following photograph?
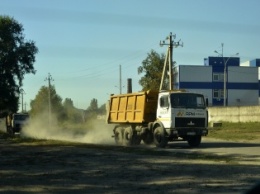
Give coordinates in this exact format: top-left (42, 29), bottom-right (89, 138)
top-left (173, 57), bottom-right (259, 106)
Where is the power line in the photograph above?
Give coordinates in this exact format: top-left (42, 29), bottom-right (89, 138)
top-left (55, 42), bottom-right (160, 80)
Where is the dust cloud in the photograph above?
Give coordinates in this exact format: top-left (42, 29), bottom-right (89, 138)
top-left (21, 112), bottom-right (115, 145)
top-left (0, 118), bottom-right (5, 132)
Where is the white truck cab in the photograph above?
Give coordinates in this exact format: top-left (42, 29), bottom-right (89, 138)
top-left (154, 91), bottom-right (208, 147)
top-left (6, 113), bottom-right (29, 134)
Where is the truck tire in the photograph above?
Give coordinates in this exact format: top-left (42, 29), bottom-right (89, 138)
top-left (114, 127), bottom-right (124, 145)
top-left (124, 127), bottom-right (133, 146)
top-left (7, 127), bottom-right (14, 136)
top-left (132, 133), bottom-right (142, 145)
top-left (153, 126), bottom-right (168, 148)
top-left (142, 131), bottom-right (154, 145)
top-left (187, 135), bottom-right (201, 147)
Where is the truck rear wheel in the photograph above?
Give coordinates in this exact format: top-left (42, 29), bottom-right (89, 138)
top-left (132, 132), bottom-right (141, 145)
top-left (153, 126), bottom-right (168, 148)
top-left (114, 127), bottom-right (124, 145)
top-left (187, 135), bottom-right (201, 147)
top-left (124, 127), bottom-right (133, 146)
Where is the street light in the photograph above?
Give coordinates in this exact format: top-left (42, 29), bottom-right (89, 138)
top-left (214, 50), bottom-right (239, 106)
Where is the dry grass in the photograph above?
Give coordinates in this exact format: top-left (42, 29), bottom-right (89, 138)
top-left (209, 122), bottom-right (260, 141)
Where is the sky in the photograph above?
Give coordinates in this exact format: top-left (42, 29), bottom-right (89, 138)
top-left (1, 0), bottom-right (260, 111)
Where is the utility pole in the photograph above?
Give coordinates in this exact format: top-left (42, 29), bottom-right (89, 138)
top-left (20, 89), bottom-right (25, 112)
top-left (221, 43), bottom-right (224, 57)
top-left (214, 43), bottom-right (238, 107)
top-left (115, 65), bottom-right (123, 94)
top-left (159, 32), bottom-right (183, 91)
top-left (24, 102), bottom-right (27, 112)
top-left (45, 73), bottom-right (54, 127)
top-left (119, 64), bottom-right (122, 94)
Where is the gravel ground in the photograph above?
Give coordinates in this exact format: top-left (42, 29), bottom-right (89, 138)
top-left (0, 136), bottom-right (259, 194)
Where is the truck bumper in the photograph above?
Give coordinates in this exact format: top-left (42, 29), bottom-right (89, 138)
top-left (166, 127), bottom-right (208, 137)
top-left (13, 124), bottom-right (22, 133)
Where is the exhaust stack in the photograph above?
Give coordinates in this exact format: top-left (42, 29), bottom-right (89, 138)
top-left (127, 78), bottom-right (132, 93)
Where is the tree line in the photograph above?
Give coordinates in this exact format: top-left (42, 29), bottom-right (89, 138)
top-left (29, 85), bottom-right (106, 123)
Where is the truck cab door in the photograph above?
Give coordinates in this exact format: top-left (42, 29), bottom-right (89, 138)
top-left (157, 95), bottom-right (172, 128)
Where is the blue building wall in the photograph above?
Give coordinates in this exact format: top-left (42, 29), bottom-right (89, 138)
top-left (176, 57), bottom-right (258, 106)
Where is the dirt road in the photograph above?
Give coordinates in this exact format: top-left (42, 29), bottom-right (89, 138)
top-left (0, 136), bottom-right (259, 194)
top-left (165, 137), bottom-right (260, 165)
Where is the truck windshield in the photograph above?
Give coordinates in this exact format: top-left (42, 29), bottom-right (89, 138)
top-left (14, 114), bottom-right (29, 121)
top-left (170, 93), bottom-right (205, 108)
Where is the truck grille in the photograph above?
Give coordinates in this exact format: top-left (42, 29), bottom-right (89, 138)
top-left (175, 118), bottom-right (205, 128)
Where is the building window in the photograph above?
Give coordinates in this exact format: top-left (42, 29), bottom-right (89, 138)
top-left (213, 89), bottom-right (224, 99)
top-left (213, 73), bottom-right (224, 81)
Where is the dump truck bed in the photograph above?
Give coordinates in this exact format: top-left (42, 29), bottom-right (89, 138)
top-left (107, 90), bottom-right (158, 124)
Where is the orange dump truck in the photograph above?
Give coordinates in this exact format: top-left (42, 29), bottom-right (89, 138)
top-left (107, 90), bottom-right (208, 148)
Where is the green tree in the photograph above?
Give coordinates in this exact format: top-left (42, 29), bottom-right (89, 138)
top-left (98, 103), bottom-right (106, 115)
top-left (138, 50), bottom-right (165, 91)
top-left (30, 85), bottom-right (63, 120)
top-left (0, 16), bottom-right (38, 116)
top-left (63, 98), bottom-right (74, 110)
top-left (87, 98), bottom-right (98, 112)
top-left (85, 98), bottom-right (98, 120)
top-left (63, 98), bottom-right (82, 123)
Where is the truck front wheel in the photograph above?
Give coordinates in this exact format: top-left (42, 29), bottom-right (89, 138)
top-left (153, 126), bottom-right (168, 148)
top-left (142, 131), bottom-right (153, 145)
top-left (187, 136), bottom-right (201, 147)
top-left (7, 127), bottom-right (14, 136)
